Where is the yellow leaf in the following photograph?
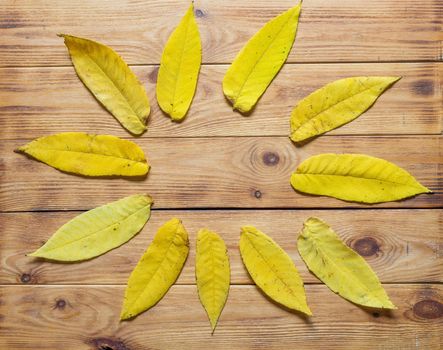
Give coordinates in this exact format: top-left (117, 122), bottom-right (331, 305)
top-left (28, 194), bottom-right (152, 261)
top-left (223, 3), bottom-right (301, 113)
top-left (16, 132), bottom-right (149, 177)
top-left (121, 218), bottom-right (189, 320)
top-left (290, 76), bottom-right (401, 143)
top-left (156, 4), bottom-right (201, 121)
top-left (196, 229), bottom-right (230, 333)
top-left (291, 153), bottom-right (431, 203)
top-left (60, 34), bottom-right (150, 135)
top-left (298, 217), bottom-right (396, 309)
top-left (239, 226), bottom-right (311, 315)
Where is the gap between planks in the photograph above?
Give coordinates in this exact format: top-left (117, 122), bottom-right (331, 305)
top-left (2, 133), bottom-right (443, 142)
top-left (2, 206), bottom-right (443, 214)
top-left (0, 59), bottom-right (441, 69)
top-left (1, 282), bottom-right (442, 287)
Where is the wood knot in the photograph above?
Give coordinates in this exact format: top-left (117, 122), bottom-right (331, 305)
top-left (54, 298), bottom-right (66, 310)
top-left (412, 79), bottom-right (434, 96)
top-left (253, 189), bottom-right (262, 199)
top-left (372, 312), bottom-right (380, 318)
top-left (89, 337), bottom-right (130, 350)
top-left (20, 273), bottom-right (31, 283)
top-left (262, 151), bottom-right (280, 166)
top-left (148, 66), bottom-right (159, 84)
top-left (194, 9), bottom-right (205, 17)
top-left (352, 237), bottom-right (380, 257)
top-left (413, 299), bottom-right (443, 319)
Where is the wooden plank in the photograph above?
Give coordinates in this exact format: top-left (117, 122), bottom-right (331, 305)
top-left (0, 284), bottom-right (441, 349)
top-left (1, 209), bottom-right (441, 285)
top-left (0, 0), bottom-right (441, 67)
top-left (0, 62), bottom-right (441, 139)
top-left (1, 136), bottom-right (441, 211)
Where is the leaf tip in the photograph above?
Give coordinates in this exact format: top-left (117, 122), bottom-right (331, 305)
top-left (144, 194), bottom-right (154, 204)
top-left (387, 76), bottom-right (402, 86)
top-left (240, 225), bottom-right (254, 236)
top-left (303, 308), bottom-right (313, 316)
top-left (210, 319), bottom-right (218, 334)
top-left (379, 299), bottom-right (397, 310)
top-left (119, 309), bottom-right (131, 321)
top-left (292, 1), bottom-right (303, 14)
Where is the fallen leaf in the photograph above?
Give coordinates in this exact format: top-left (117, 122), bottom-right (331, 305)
top-left (156, 4), bottom-right (201, 121)
top-left (223, 3), bottom-right (301, 113)
top-left (196, 229), bottom-right (230, 333)
top-left (60, 34), bottom-right (150, 135)
top-left (28, 194), bottom-right (153, 261)
top-left (121, 218), bottom-right (189, 320)
top-left (16, 132), bottom-right (149, 177)
top-left (298, 217), bottom-right (396, 309)
top-left (290, 76), bottom-right (401, 143)
top-left (291, 153), bottom-right (431, 203)
top-left (239, 226), bottom-right (311, 315)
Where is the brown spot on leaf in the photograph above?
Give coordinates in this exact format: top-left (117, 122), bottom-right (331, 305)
top-left (89, 337), bottom-right (130, 350)
top-left (262, 151), bottom-right (280, 166)
top-left (353, 237), bottom-right (380, 257)
top-left (412, 79), bottom-right (434, 96)
top-left (413, 300), bottom-right (443, 319)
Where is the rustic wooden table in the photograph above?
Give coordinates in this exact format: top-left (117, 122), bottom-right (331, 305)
top-left (1, 1), bottom-right (442, 349)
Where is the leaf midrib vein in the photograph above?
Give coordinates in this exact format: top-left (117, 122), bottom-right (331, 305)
top-left (305, 235), bottom-right (376, 298)
top-left (244, 233), bottom-right (300, 300)
top-left (169, 14), bottom-right (192, 111)
top-left (38, 204), bottom-right (149, 253)
top-left (82, 49), bottom-right (141, 122)
top-left (292, 81), bottom-right (392, 132)
top-left (232, 9), bottom-right (296, 104)
top-left (298, 172), bottom-right (422, 189)
top-left (34, 147), bottom-right (145, 165)
top-left (126, 221), bottom-right (184, 312)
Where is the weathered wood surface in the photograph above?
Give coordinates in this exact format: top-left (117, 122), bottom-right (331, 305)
top-left (1, 0), bottom-right (442, 349)
top-left (1, 210), bottom-right (441, 285)
top-left (1, 62), bottom-right (441, 139)
top-left (0, 0), bottom-right (441, 67)
top-left (0, 284), bottom-right (442, 350)
top-left (1, 136), bottom-right (441, 211)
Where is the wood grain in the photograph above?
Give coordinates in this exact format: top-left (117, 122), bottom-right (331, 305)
top-left (1, 0), bottom-right (442, 348)
top-left (0, 284), bottom-right (441, 350)
top-left (0, 63), bottom-right (441, 139)
top-left (1, 136), bottom-right (441, 212)
top-left (0, 0), bottom-right (441, 67)
top-left (1, 210), bottom-right (441, 285)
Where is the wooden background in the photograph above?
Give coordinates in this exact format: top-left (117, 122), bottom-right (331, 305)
top-left (1, 0), bottom-right (442, 349)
